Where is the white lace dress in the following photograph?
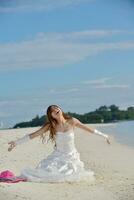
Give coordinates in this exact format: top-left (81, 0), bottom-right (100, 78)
top-left (19, 128), bottom-right (95, 183)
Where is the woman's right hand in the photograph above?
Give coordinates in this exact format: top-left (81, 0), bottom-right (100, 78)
top-left (8, 141), bottom-right (16, 152)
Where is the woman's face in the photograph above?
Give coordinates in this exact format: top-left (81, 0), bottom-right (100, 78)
top-left (51, 106), bottom-right (62, 119)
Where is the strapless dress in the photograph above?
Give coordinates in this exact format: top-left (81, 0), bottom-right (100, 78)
top-left (19, 128), bottom-right (95, 183)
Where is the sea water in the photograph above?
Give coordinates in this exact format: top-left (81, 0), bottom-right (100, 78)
top-left (97, 121), bottom-right (134, 148)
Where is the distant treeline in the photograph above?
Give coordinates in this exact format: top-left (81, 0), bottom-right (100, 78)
top-left (13, 104), bottom-right (134, 128)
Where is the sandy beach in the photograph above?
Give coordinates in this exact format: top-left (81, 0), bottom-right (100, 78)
top-left (0, 124), bottom-right (134, 200)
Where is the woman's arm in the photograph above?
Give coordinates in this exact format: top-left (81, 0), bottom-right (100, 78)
top-left (8, 122), bottom-right (50, 151)
top-left (72, 117), bottom-right (95, 133)
top-left (29, 123), bottom-right (50, 139)
top-left (72, 117), bottom-right (111, 144)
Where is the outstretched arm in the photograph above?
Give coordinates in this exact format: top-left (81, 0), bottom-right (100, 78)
top-left (8, 122), bottom-right (50, 151)
top-left (29, 122), bottom-right (50, 139)
top-left (72, 117), bottom-right (111, 144)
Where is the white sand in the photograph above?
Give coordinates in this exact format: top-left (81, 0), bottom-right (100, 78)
top-left (0, 124), bottom-right (134, 200)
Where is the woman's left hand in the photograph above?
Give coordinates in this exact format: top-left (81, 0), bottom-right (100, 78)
top-left (104, 135), bottom-right (111, 145)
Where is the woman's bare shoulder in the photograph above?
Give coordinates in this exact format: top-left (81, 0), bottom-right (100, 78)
top-left (68, 117), bottom-right (80, 126)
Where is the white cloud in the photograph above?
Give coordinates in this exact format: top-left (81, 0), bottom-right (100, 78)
top-left (82, 77), bottom-right (112, 85)
top-left (82, 77), bottom-right (130, 89)
top-left (37, 30), bottom-right (134, 40)
top-left (93, 84), bottom-right (130, 89)
top-left (0, 111), bottom-right (12, 117)
top-left (0, 99), bottom-right (29, 107)
top-left (49, 87), bottom-right (79, 94)
top-left (119, 102), bottom-right (134, 110)
top-left (65, 30), bottom-right (134, 39)
top-left (0, 31), bottom-right (134, 71)
top-left (0, 0), bottom-right (92, 13)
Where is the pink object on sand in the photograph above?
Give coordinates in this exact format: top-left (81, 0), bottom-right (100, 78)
top-left (0, 170), bottom-right (15, 178)
top-left (0, 170), bottom-right (27, 183)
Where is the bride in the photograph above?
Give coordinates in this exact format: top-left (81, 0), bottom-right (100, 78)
top-left (8, 105), bottom-right (111, 183)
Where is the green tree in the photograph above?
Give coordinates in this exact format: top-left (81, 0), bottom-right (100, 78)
top-left (109, 105), bottom-right (119, 112)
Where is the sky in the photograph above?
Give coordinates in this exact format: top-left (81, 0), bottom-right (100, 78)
top-left (0, 0), bottom-right (134, 128)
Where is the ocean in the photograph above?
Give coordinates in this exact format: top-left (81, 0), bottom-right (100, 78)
top-left (98, 121), bottom-right (134, 148)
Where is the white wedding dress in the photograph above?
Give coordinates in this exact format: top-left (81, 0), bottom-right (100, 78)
top-left (19, 128), bottom-right (95, 183)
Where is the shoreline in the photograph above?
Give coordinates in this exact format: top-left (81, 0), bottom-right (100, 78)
top-left (87, 123), bottom-right (134, 150)
top-left (0, 122), bottom-right (133, 150)
top-left (0, 121), bottom-right (123, 130)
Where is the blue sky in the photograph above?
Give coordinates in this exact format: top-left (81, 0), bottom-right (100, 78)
top-left (0, 0), bottom-right (134, 128)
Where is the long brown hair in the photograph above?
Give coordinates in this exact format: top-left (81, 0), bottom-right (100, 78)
top-left (40, 105), bottom-right (72, 145)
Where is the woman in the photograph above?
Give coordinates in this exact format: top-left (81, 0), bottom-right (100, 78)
top-left (8, 105), bottom-right (111, 183)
